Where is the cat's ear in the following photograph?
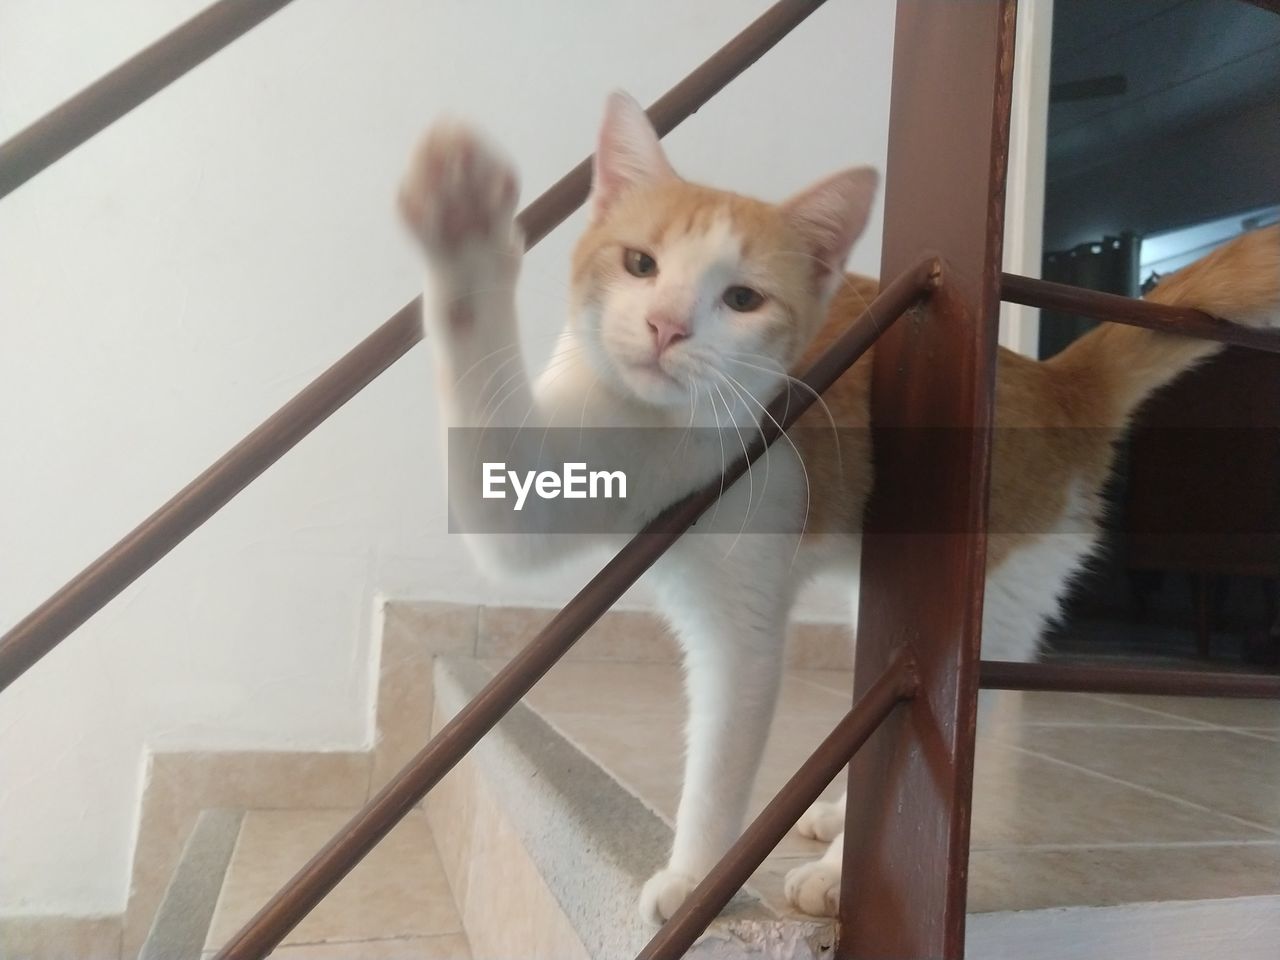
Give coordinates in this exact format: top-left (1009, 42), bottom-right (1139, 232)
top-left (589, 91), bottom-right (676, 219)
top-left (782, 167), bottom-right (879, 286)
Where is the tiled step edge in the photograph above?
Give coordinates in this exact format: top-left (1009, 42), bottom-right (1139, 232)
top-left (139, 809), bottom-right (244, 960)
top-left (431, 656), bottom-right (834, 960)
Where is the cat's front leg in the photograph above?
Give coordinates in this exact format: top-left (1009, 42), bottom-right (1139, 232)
top-left (399, 121), bottom-right (527, 427)
top-left (641, 636), bottom-right (785, 924)
top-left (400, 124), bottom-right (580, 569)
top-left (640, 540), bottom-right (793, 924)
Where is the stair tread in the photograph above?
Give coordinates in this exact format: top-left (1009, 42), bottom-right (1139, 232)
top-left (202, 808), bottom-right (468, 958)
top-left (484, 657), bottom-right (1280, 915)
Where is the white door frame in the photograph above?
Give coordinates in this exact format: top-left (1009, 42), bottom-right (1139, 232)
top-left (1000, 0), bottom-right (1054, 357)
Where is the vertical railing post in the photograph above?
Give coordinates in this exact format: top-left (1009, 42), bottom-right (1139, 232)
top-left (837, 2), bottom-right (1017, 958)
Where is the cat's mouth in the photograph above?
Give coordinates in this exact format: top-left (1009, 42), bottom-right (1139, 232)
top-left (614, 354), bottom-right (694, 408)
top-left (628, 357), bottom-right (683, 386)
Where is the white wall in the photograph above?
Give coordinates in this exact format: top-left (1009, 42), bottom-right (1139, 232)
top-left (0, 0), bottom-right (897, 916)
top-left (999, 0), bottom-right (1053, 357)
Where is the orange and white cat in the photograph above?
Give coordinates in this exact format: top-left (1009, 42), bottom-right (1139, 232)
top-left (399, 92), bottom-right (1280, 923)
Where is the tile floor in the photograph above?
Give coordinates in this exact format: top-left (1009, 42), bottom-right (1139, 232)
top-left (502, 659), bottom-right (1280, 916)
top-left (203, 809), bottom-right (471, 959)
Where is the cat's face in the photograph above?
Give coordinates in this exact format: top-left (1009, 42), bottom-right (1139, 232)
top-left (569, 92), bottom-right (877, 413)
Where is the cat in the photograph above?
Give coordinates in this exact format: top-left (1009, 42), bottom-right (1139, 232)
top-left (398, 91), bottom-right (1280, 923)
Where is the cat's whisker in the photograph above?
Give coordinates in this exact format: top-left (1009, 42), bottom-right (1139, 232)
top-left (729, 350), bottom-right (843, 440)
top-left (718, 369), bottom-right (811, 566)
top-left (712, 370), bottom-right (773, 536)
top-left (475, 360), bottom-right (542, 454)
top-left (534, 368), bottom-right (585, 474)
top-left (472, 351), bottom-right (521, 409)
top-left (724, 354), bottom-right (844, 481)
top-left (704, 384), bottom-right (727, 528)
top-left (449, 341), bottom-right (520, 389)
top-left (680, 380), bottom-right (700, 457)
top-left (576, 374), bottom-right (598, 456)
top-left (712, 381), bottom-right (755, 555)
top-left (506, 352), bottom-right (585, 460)
top-left (462, 352), bottom-right (527, 475)
top-left (726, 351), bottom-right (833, 418)
top-left (661, 379), bottom-right (699, 472)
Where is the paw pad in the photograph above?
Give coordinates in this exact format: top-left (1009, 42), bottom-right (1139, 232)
top-left (399, 123), bottom-right (519, 258)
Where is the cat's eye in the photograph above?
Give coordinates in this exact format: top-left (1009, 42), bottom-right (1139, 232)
top-left (623, 248), bottom-right (658, 278)
top-left (723, 285), bottom-right (766, 313)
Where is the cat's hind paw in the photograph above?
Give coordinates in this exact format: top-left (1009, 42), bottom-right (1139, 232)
top-left (784, 860), bottom-right (841, 917)
top-left (639, 868), bottom-right (697, 924)
top-left (795, 797), bottom-right (844, 842)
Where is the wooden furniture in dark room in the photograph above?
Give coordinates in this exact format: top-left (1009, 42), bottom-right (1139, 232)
top-left (1123, 346), bottom-right (1280, 664)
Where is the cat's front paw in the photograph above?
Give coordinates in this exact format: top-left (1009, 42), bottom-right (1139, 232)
top-left (784, 860), bottom-right (841, 917)
top-left (639, 868), bottom-right (698, 924)
top-left (399, 121), bottom-right (521, 285)
top-left (795, 797), bottom-right (844, 842)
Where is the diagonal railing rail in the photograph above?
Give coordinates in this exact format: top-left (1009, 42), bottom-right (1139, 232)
top-left (0, 0), bottom-right (834, 693)
top-left (0, 0), bottom-right (298, 199)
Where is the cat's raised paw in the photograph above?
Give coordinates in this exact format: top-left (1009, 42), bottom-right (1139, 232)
top-left (399, 122), bottom-right (520, 266)
top-left (795, 798), bottom-right (844, 842)
top-left (639, 868), bottom-right (697, 924)
top-left (784, 860), bottom-right (841, 917)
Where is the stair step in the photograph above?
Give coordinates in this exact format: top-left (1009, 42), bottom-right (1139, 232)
top-left (424, 651), bottom-right (1280, 959)
top-left (129, 600), bottom-right (1280, 960)
top-left (427, 657), bottom-right (833, 959)
top-left (500, 657), bottom-right (1280, 913)
top-left (198, 808), bottom-right (469, 959)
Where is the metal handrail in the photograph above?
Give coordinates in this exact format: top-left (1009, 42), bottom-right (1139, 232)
top-left (0, 0), bottom-right (298, 199)
top-left (0, 0), bottom-right (835, 694)
top-left (981, 659), bottom-right (1280, 699)
top-left (1002, 272), bottom-right (1280, 354)
top-left (209, 258), bottom-right (937, 960)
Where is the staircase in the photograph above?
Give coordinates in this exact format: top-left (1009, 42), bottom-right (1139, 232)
top-left (9, 1), bottom-right (1280, 955)
top-left (118, 600), bottom-right (1280, 960)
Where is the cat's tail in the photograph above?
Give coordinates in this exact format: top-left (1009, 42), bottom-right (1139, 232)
top-left (1052, 223), bottom-right (1279, 422)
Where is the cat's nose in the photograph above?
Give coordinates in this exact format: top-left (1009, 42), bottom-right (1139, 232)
top-left (647, 313), bottom-right (690, 354)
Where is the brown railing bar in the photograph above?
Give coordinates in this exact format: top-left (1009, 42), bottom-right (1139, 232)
top-left (840, 2), bottom-right (1014, 955)
top-left (518, 0), bottom-right (832, 248)
top-left (636, 649), bottom-right (918, 960)
top-left (981, 659), bottom-right (1280, 700)
top-left (0, 0), bottom-right (836, 694)
top-left (0, 299), bottom-right (418, 693)
top-left (1001, 272), bottom-right (1280, 354)
top-left (0, 0), bottom-right (298, 199)
top-left (211, 260), bottom-right (936, 960)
